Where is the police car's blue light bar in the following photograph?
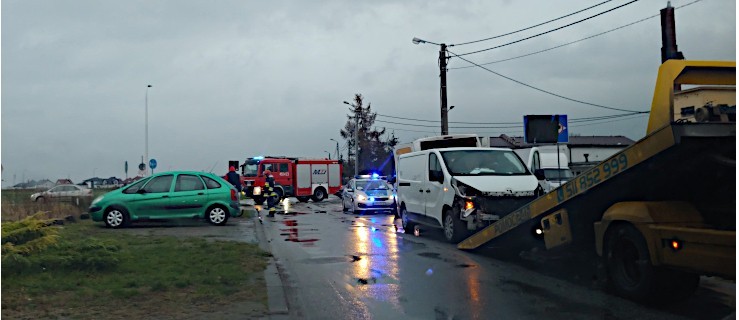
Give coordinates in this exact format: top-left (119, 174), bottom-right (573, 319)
top-left (355, 174), bottom-right (387, 180)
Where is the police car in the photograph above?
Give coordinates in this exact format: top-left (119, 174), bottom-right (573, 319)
top-left (341, 174), bottom-right (396, 215)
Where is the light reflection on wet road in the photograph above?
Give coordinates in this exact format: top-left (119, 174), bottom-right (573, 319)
top-left (256, 197), bottom-right (734, 320)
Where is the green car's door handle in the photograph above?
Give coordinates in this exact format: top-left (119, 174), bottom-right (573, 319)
top-left (198, 192), bottom-right (204, 195)
top-left (161, 195), bottom-right (169, 198)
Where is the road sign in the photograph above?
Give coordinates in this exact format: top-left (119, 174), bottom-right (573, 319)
top-left (149, 159), bottom-right (157, 170)
top-left (557, 115), bottom-right (569, 143)
top-left (139, 163), bottom-right (145, 171)
top-left (523, 114), bottom-right (568, 144)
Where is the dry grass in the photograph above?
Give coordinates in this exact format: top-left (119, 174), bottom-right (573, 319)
top-left (1, 190), bottom-right (92, 221)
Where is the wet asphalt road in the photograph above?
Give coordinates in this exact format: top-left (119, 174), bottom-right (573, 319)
top-left (255, 197), bottom-right (735, 320)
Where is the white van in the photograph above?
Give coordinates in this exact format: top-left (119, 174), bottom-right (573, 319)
top-left (396, 147), bottom-right (541, 243)
top-left (538, 152), bottom-right (573, 190)
top-left (513, 147), bottom-right (546, 190)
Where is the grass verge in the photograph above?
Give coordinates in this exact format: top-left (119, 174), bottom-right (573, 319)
top-left (2, 220), bottom-right (270, 319)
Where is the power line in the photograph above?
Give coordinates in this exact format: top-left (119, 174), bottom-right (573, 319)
top-left (376, 119), bottom-right (523, 129)
top-left (455, 0), bottom-right (640, 57)
top-left (375, 112), bottom-right (645, 130)
top-left (447, 49), bottom-right (649, 113)
top-left (450, 0), bottom-right (702, 69)
top-left (570, 112), bottom-right (647, 128)
top-left (452, 0), bottom-right (614, 47)
top-left (376, 111), bottom-right (645, 125)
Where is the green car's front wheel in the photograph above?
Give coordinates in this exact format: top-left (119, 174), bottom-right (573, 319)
top-left (104, 207), bottom-right (129, 229)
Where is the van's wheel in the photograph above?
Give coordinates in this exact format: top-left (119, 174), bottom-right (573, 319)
top-left (311, 188), bottom-right (326, 202)
top-left (297, 196), bottom-right (310, 203)
top-left (207, 205), bottom-right (229, 226)
top-left (443, 208), bottom-right (466, 243)
top-left (104, 207), bottom-right (129, 229)
top-left (400, 205), bottom-right (416, 234)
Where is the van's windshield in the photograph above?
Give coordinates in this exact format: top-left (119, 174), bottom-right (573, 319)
top-left (440, 150), bottom-right (529, 176)
top-left (543, 168), bottom-right (574, 182)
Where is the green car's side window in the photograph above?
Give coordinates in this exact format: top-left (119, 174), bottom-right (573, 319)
top-left (202, 176), bottom-right (222, 189)
top-left (142, 175), bottom-right (174, 193)
top-left (175, 174), bottom-right (205, 192)
top-left (123, 178), bottom-right (149, 194)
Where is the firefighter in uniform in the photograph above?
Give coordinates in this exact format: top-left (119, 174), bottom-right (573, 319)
top-left (264, 169), bottom-right (278, 217)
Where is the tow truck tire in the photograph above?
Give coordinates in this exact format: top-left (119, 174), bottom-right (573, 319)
top-left (606, 224), bottom-right (656, 301)
top-left (443, 208), bottom-right (466, 243)
top-left (311, 187), bottom-right (326, 202)
top-left (606, 223), bottom-right (700, 304)
top-left (252, 196), bottom-right (265, 205)
top-left (400, 205), bottom-right (416, 234)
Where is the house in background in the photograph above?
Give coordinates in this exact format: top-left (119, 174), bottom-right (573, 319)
top-left (121, 176), bottom-right (143, 185)
top-left (81, 177), bottom-right (123, 189)
top-left (56, 179), bottom-right (74, 185)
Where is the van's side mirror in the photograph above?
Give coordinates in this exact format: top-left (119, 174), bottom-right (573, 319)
top-left (534, 169), bottom-right (546, 180)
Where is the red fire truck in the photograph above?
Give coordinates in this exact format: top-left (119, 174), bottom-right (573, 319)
top-left (236, 156), bottom-right (343, 204)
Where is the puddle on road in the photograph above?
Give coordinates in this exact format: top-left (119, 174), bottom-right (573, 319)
top-left (355, 269), bottom-right (385, 286)
top-left (282, 211), bottom-right (310, 216)
top-left (418, 252), bottom-right (457, 264)
top-left (279, 219), bottom-right (319, 245)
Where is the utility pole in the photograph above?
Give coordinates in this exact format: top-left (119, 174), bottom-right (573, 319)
top-left (439, 43), bottom-right (449, 135)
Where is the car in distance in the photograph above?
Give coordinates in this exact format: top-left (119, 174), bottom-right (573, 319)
top-left (31, 184), bottom-right (93, 202)
top-left (88, 171), bottom-right (242, 228)
top-left (342, 175), bottom-right (396, 215)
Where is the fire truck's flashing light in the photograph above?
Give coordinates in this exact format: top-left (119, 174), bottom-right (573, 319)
top-left (371, 173), bottom-right (379, 179)
top-left (252, 156), bottom-right (264, 160)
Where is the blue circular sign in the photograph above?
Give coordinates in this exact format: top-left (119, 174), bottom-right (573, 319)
top-left (149, 159), bottom-right (157, 170)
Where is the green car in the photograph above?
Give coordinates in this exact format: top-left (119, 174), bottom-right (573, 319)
top-left (89, 171), bottom-right (242, 228)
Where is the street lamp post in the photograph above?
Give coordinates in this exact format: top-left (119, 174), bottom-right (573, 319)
top-left (145, 84), bottom-right (152, 176)
top-left (324, 151), bottom-right (331, 159)
top-left (343, 101), bottom-right (360, 177)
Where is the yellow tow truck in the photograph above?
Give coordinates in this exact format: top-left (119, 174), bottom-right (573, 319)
top-left (458, 59), bottom-right (735, 302)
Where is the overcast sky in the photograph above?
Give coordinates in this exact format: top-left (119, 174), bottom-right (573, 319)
top-left (1, 0), bottom-right (735, 186)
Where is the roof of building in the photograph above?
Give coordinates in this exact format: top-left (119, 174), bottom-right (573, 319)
top-left (488, 134), bottom-right (635, 149)
top-left (56, 179), bottom-right (74, 185)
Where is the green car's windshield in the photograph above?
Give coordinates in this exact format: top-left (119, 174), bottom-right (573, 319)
top-left (355, 180), bottom-right (390, 191)
top-left (122, 177), bottom-right (150, 194)
top-left (441, 149), bottom-right (528, 176)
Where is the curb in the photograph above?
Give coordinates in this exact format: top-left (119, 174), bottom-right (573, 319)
top-left (254, 214), bottom-right (291, 319)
